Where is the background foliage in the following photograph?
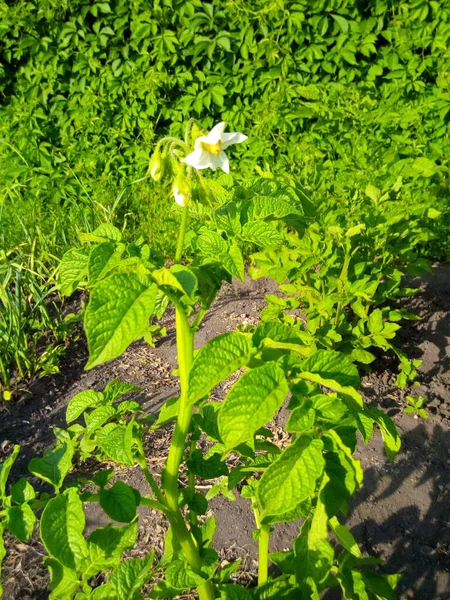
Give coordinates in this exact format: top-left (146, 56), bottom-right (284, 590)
top-left (1, 0), bottom-right (449, 254)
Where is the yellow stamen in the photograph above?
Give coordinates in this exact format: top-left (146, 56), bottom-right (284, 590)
top-left (202, 141), bottom-right (222, 156)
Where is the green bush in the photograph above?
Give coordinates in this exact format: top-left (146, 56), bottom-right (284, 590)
top-left (1, 0), bottom-right (449, 256)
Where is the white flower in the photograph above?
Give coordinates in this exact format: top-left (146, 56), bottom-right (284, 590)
top-left (181, 122), bottom-right (247, 174)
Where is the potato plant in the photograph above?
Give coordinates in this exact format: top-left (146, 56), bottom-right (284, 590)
top-left (0, 123), bottom-right (401, 599)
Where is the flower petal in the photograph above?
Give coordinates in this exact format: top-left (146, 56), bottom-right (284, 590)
top-left (205, 122), bottom-right (226, 145)
top-left (221, 131), bottom-right (248, 149)
top-left (181, 147), bottom-right (212, 170)
top-left (213, 150), bottom-right (230, 174)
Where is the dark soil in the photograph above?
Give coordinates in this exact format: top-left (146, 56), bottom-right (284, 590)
top-left (0, 267), bottom-right (449, 599)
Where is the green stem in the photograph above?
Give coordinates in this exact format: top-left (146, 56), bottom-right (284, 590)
top-left (258, 523), bottom-right (271, 585)
top-left (137, 454), bottom-right (167, 506)
top-left (335, 250), bottom-right (352, 327)
top-left (252, 503), bottom-right (270, 585)
top-left (166, 509), bottom-right (215, 600)
top-left (164, 306), bottom-right (193, 511)
top-left (175, 203), bottom-right (189, 264)
top-left (188, 438), bottom-right (198, 526)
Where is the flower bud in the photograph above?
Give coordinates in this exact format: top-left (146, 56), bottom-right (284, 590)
top-left (148, 148), bottom-right (164, 181)
top-left (173, 172), bottom-right (191, 207)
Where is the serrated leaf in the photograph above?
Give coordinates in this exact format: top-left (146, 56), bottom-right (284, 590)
top-left (331, 13), bottom-right (349, 33)
top-left (85, 273), bottom-right (157, 369)
top-left (7, 504), bottom-right (36, 541)
top-left (96, 421), bottom-right (135, 466)
top-left (258, 437), bottom-right (324, 519)
top-left (188, 333), bottom-right (254, 405)
top-left (66, 390), bottom-right (105, 423)
top-left (99, 481), bottom-right (139, 523)
top-left (28, 443), bottom-right (74, 491)
top-left (218, 362), bottom-right (288, 450)
top-left (41, 488), bottom-right (88, 570)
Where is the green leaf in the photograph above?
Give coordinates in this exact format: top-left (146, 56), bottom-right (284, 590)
top-left (286, 407), bottom-right (316, 432)
top-left (165, 559), bottom-right (206, 590)
top-left (300, 351), bottom-right (360, 388)
top-left (241, 221), bottom-right (284, 247)
top-left (88, 241), bottom-right (125, 285)
top-left (84, 405), bottom-right (117, 436)
top-left (218, 362), bottom-right (288, 450)
top-left (220, 243), bottom-right (245, 282)
top-left (152, 397), bottom-right (180, 429)
top-left (322, 433), bottom-right (363, 516)
top-left (96, 421), bottom-right (135, 466)
top-left (258, 437), bottom-right (324, 519)
top-left (0, 444), bottom-right (20, 498)
top-left (187, 449), bottom-right (228, 479)
top-left (254, 579), bottom-right (301, 599)
top-left (7, 504), bottom-right (36, 541)
top-left (59, 248), bottom-right (89, 296)
top-left (152, 265), bottom-right (198, 298)
top-left (84, 521), bottom-right (138, 579)
top-left (197, 230), bottom-right (227, 255)
top-left (219, 585), bottom-right (252, 599)
top-left (40, 488), bottom-right (88, 570)
top-left (329, 516), bottom-right (362, 557)
top-left (331, 13), bottom-right (349, 33)
top-left (45, 558), bottom-right (80, 599)
top-left (294, 478), bottom-right (335, 584)
top-left (11, 478), bottom-right (36, 504)
top-left (99, 482), bottom-right (139, 523)
top-left (0, 524), bottom-right (5, 597)
top-left (66, 390), bottom-right (105, 423)
top-left (28, 443), bottom-right (74, 491)
top-left (367, 408), bottom-right (401, 460)
top-left (362, 572), bottom-right (400, 600)
top-left (103, 380), bottom-right (142, 402)
top-left (188, 333), bottom-right (254, 405)
top-left (85, 273), bottom-right (158, 369)
top-left (368, 309), bottom-right (383, 334)
top-left (108, 554), bottom-right (154, 599)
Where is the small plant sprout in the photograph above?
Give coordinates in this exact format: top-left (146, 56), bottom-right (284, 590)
top-left (404, 395), bottom-right (429, 419)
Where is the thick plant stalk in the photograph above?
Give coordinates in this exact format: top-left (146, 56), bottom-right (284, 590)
top-left (258, 524), bottom-right (270, 584)
top-left (162, 203), bottom-right (216, 600)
